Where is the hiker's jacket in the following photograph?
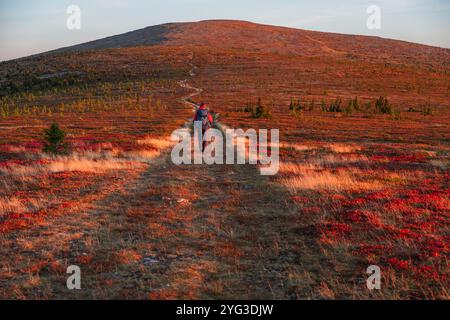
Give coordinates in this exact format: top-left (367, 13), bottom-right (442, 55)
top-left (193, 105), bottom-right (213, 124)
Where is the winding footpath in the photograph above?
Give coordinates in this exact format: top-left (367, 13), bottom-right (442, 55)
top-left (1, 55), bottom-right (320, 299)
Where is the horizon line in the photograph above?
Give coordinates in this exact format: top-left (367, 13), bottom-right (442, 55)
top-left (2, 19), bottom-right (449, 63)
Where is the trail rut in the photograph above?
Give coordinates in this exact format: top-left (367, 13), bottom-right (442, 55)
top-left (64, 58), bottom-right (322, 299)
top-left (1, 57), bottom-right (324, 299)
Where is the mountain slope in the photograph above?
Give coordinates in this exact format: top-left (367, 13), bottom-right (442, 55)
top-left (50, 24), bottom-right (172, 53)
top-left (50, 20), bottom-right (449, 68)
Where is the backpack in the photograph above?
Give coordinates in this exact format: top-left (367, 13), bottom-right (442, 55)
top-left (197, 109), bottom-right (211, 130)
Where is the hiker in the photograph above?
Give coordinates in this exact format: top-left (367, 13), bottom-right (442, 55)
top-left (193, 102), bottom-right (213, 151)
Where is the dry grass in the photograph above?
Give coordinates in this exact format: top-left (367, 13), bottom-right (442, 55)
top-left (0, 197), bottom-right (43, 216)
top-left (1, 155), bottom-right (143, 177)
top-left (280, 142), bottom-right (315, 152)
top-left (47, 157), bottom-right (141, 173)
top-left (279, 162), bottom-right (383, 192)
top-left (137, 136), bottom-right (175, 149)
top-left (326, 143), bottom-right (362, 153)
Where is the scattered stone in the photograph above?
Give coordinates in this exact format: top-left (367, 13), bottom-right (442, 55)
top-left (142, 257), bottom-right (159, 265)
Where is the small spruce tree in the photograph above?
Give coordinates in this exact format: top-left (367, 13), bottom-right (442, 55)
top-left (309, 99), bottom-right (315, 111)
top-left (43, 122), bottom-right (69, 155)
top-left (252, 98), bottom-right (272, 118)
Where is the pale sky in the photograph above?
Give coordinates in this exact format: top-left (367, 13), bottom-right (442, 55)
top-left (0, 0), bottom-right (449, 61)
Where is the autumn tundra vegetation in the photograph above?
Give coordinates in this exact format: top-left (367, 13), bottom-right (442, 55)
top-left (0, 20), bottom-right (448, 299)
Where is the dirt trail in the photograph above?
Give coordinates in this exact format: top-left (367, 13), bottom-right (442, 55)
top-left (62, 58), bottom-right (324, 299)
top-left (1, 57), bottom-right (324, 299)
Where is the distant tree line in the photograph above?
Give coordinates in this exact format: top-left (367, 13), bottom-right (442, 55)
top-left (288, 95), bottom-right (408, 119)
